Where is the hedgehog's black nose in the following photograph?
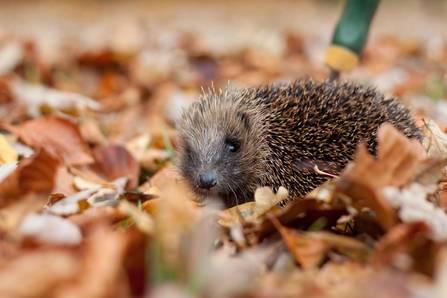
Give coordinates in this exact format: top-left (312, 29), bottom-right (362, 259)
top-left (197, 172), bottom-right (217, 189)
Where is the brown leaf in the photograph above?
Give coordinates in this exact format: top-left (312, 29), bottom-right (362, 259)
top-left (52, 166), bottom-right (77, 196)
top-left (55, 225), bottom-right (131, 298)
top-left (294, 234), bottom-right (328, 269)
top-left (0, 194), bottom-right (50, 240)
top-left (118, 200), bottom-right (154, 235)
top-left (77, 49), bottom-right (116, 68)
top-left (120, 192), bottom-right (156, 204)
top-left (88, 145), bottom-right (140, 190)
top-left (267, 212), bottom-right (371, 269)
top-left (79, 119), bottom-right (108, 146)
top-left (1, 115), bottom-right (94, 166)
top-left (149, 163), bottom-right (194, 201)
top-left (337, 123), bottom-right (429, 231)
top-left (0, 148), bottom-right (58, 207)
top-left (311, 232), bottom-right (372, 264)
top-left (19, 213), bottom-right (82, 245)
top-left (258, 199), bottom-right (348, 241)
top-left (0, 133), bottom-right (18, 165)
top-left (11, 78), bottom-right (101, 118)
top-left (342, 123), bottom-right (427, 187)
top-left (316, 261), bottom-right (412, 298)
top-left (68, 206), bottom-right (128, 232)
top-left (372, 222), bottom-right (440, 276)
top-left (69, 164), bottom-right (110, 186)
top-left (122, 227), bottom-right (147, 296)
top-left (0, 249), bottom-right (81, 298)
top-left (49, 193), bottom-right (66, 206)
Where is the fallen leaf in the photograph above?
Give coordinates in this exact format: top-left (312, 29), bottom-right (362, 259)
top-left (383, 183), bottom-right (447, 241)
top-left (372, 222), bottom-right (439, 276)
top-left (0, 194), bottom-right (51, 240)
top-left (54, 225), bottom-right (131, 298)
top-left (88, 145), bottom-right (140, 190)
top-left (68, 205), bottom-right (128, 232)
top-left (79, 119), bottom-right (108, 146)
top-left (19, 213), bottom-right (82, 245)
top-left (48, 186), bottom-right (101, 216)
top-left (422, 119), bottom-right (447, 157)
top-left (0, 161), bottom-right (18, 183)
top-left (149, 163), bottom-right (194, 201)
top-left (258, 199), bottom-right (348, 241)
top-left (87, 176), bottom-right (128, 207)
top-left (52, 166), bottom-right (77, 196)
top-left (221, 202), bottom-right (258, 226)
top-left (219, 186), bottom-right (286, 227)
top-left (125, 133), bottom-right (151, 162)
top-left (0, 249), bottom-right (81, 298)
top-left (0, 40), bottom-right (24, 76)
top-left (11, 78), bottom-right (101, 118)
top-left (266, 212), bottom-right (371, 268)
top-left (48, 193), bottom-right (66, 206)
top-left (428, 246), bottom-right (447, 298)
top-left (337, 123), bottom-right (429, 231)
top-left (311, 232), bottom-right (372, 264)
top-left (10, 141), bottom-right (34, 158)
top-left (0, 133), bottom-right (18, 165)
top-left (118, 200), bottom-right (154, 234)
top-left (1, 115), bottom-right (94, 166)
top-left (70, 165), bottom-right (110, 186)
top-left (255, 186), bottom-right (288, 214)
top-left (0, 149), bottom-right (58, 207)
top-left (266, 211), bottom-right (322, 269)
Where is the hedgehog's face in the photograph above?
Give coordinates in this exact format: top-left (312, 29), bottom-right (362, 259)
top-left (176, 98), bottom-right (267, 208)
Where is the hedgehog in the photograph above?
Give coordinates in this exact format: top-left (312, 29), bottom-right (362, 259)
top-left (176, 80), bottom-right (421, 208)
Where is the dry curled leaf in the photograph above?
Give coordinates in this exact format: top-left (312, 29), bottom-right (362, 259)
top-left (0, 133), bottom-right (18, 165)
top-left (0, 149), bottom-right (58, 207)
top-left (0, 249), bottom-right (81, 298)
top-left (68, 205), bottom-right (128, 232)
top-left (11, 78), bottom-right (101, 118)
top-left (220, 186), bottom-right (286, 227)
top-left (88, 145), bottom-right (140, 190)
top-left (258, 199), bottom-right (348, 241)
top-left (337, 123), bottom-right (429, 231)
top-left (372, 222), bottom-right (440, 276)
top-left (48, 186), bottom-right (101, 216)
top-left (383, 183), bottom-right (447, 241)
top-left (1, 115), bottom-right (94, 166)
top-left (118, 200), bottom-right (154, 235)
top-left (19, 213), bottom-right (82, 245)
top-left (55, 225), bottom-right (131, 298)
top-left (422, 119), bottom-right (447, 157)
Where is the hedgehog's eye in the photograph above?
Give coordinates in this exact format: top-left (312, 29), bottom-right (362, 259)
top-left (228, 144), bottom-right (236, 153)
top-left (225, 137), bottom-right (240, 153)
top-left (227, 143), bottom-right (239, 153)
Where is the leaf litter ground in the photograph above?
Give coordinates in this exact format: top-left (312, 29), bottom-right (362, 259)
top-left (0, 1), bottom-right (447, 298)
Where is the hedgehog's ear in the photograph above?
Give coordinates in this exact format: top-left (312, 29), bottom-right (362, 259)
top-left (237, 112), bottom-right (250, 130)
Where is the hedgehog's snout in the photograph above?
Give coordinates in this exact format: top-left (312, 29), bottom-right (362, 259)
top-left (197, 171), bottom-right (218, 190)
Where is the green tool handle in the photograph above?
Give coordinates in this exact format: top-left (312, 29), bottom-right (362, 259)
top-left (326, 0), bottom-right (381, 79)
top-left (333, 0), bottom-right (381, 55)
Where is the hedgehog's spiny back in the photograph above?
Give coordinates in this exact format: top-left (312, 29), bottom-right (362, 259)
top-left (240, 80), bottom-right (421, 202)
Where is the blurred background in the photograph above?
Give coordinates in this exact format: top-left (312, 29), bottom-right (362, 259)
top-left (0, 0), bottom-right (447, 139)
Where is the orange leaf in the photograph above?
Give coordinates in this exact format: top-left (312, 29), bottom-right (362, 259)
top-left (0, 149), bottom-right (58, 207)
top-left (372, 222), bottom-right (439, 277)
top-left (1, 115), bottom-right (94, 166)
top-left (337, 123), bottom-right (428, 231)
top-left (88, 145), bottom-right (140, 190)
